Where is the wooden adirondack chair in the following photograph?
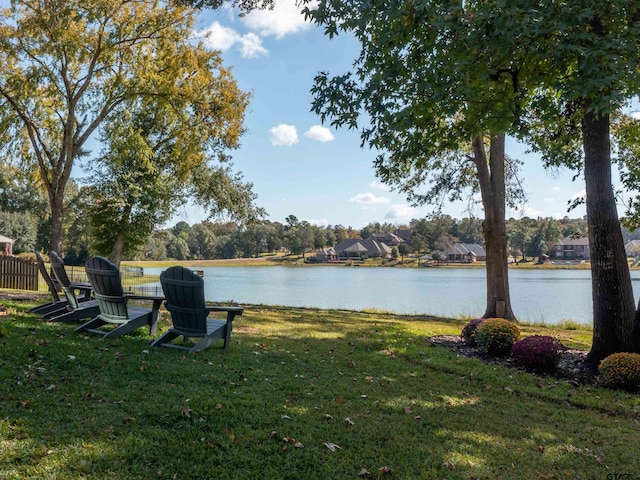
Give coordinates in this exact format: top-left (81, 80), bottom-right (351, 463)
top-left (151, 266), bottom-right (243, 353)
top-left (48, 251), bottom-right (101, 323)
top-left (78, 256), bottom-right (163, 338)
top-left (28, 251), bottom-right (70, 318)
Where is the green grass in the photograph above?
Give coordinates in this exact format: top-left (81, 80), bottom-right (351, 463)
top-left (1, 298), bottom-right (639, 479)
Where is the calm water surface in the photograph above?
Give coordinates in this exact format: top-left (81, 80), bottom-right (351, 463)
top-left (143, 266), bottom-right (640, 325)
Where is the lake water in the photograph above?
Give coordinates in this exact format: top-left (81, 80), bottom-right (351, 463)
top-left (143, 266), bottom-right (640, 325)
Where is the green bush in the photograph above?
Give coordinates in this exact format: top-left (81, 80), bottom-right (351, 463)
top-left (461, 318), bottom-right (485, 346)
top-left (475, 318), bottom-right (520, 356)
top-left (598, 352), bottom-right (640, 392)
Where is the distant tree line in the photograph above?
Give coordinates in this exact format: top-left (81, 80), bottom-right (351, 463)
top-left (2, 167), bottom-right (638, 264)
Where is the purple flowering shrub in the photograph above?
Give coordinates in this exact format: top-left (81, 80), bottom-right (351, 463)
top-left (461, 318), bottom-right (485, 346)
top-left (511, 336), bottom-right (567, 374)
top-left (598, 352), bottom-right (640, 392)
top-left (475, 318), bottom-right (520, 356)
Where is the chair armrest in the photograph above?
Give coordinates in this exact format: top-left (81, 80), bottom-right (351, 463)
top-left (206, 306), bottom-right (243, 322)
top-left (70, 282), bottom-right (93, 300)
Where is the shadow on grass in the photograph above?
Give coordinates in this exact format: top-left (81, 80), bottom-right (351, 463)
top-left (0, 304), bottom-right (636, 479)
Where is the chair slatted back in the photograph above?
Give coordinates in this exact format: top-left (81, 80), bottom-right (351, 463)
top-left (160, 266), bottom-right (209, 336)
top-left (85, 256), bottom-right (129, 323)
top-left (35, 251), bottom-right (60, 303)
top-left (50, 251), bottom-right (80, 309)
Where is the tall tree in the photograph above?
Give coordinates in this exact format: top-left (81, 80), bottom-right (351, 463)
top-left (0, 0), bottom-right (221, 254)
top-left (513, 1), bottom-right (640, 364)
top-left (86, 40), bottom-right (259, 266)
top-left (304, 0), bottom-right (529, 319)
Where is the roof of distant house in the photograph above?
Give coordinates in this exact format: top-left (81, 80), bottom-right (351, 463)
top-left (335, 238), bottom-right (393, 255)
top-left (447, 243), bottom-right (486, 256)
top-left (555, 236), bottom-right (589, 246)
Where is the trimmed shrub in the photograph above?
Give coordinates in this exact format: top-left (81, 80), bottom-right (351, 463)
top-left (511, 335), bottom-right (567, 374)
top-left (461, 318), bottom-right (485, 346)
top-left (475, 318), bottom-right (520, 356)
top-left (598, 352), bottom-right (640, 392)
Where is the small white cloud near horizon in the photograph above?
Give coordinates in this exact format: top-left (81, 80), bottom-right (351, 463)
top-left (269, 124), bottom-right (299, 146)
top-left (305, 217), bottom-right (330, 227)
top-left (304, 125), bottom-right (334, 142)
top-left (194, 22), bottom-right (268, 58)
top-left (241, 0), bottom-right (315, 39)
top-left (350, 193), bottom-right (391, 205)
top-left (631, 111), bottom-right (640, 120)
top-left (369, 180), bottom-right (390, 191)
top-left (570, 189), bottom-right (587, 201)
top-left (385, 204), bottom-right (415, 221)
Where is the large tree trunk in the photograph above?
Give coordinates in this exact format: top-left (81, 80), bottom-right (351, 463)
top-left (472, 133), bottom-right (516, 320)
top-left (49, 191), bottom-right (64, 255)
top-left (582, 108), bottom-right (636, 367)
top-left (110, 234), bottom-right (125, 268)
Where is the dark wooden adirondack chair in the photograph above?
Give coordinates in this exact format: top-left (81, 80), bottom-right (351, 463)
top-left (78, 256), bottom-right (163, 338)
top-left (151, 266), bottom-right (243, 353)
top-left (28, 251), bottom-right (70, 318)
top-left (48, 251), bottom-right (101, 323)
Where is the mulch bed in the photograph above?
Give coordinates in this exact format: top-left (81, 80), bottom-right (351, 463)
top-left (427, 335), bottom-right (597, 385)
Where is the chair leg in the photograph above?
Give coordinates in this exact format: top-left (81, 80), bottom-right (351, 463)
top-left (103, 314), bottom-right (151, 338)
top-left (150, 330), bottom-right (182, 348)
top-left (190, 334), bottom-right (220, 354)
top-left (76, 316), bottom-right (106, 333)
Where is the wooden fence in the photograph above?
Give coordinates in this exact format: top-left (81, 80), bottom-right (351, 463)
top-left (0, 256), bottom-right (38, 291)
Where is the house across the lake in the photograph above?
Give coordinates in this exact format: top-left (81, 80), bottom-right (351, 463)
top-left (445, 243), bottom-right (486, 263)
top-left (550, 236), bottom-right (590, 260)
top-left (625, 240), bottom-right (640, 257)
top-left (336, 237), bottom-right (393, 259)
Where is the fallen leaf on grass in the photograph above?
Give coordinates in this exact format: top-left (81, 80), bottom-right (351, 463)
top-left (294, 442), bottom-right (304, 449)
top-left (267, 431), bottom-right (278, 438)
top-left (45, 384), bottom-right (56, 391)
top-left (323, 442), bottom-right (342, 452)
top-left (122, 417), bottom-right (135, 424)
top-left (357, 468), bottom-right (370, 476)
top-left (442, 461), bottom-right (455, 469)
top-left (378, 466), bottom-right (392, 474)
top-left (344, 417), bottom-right (355, 426)
top-left (181, 406), bottom-right (192, 418)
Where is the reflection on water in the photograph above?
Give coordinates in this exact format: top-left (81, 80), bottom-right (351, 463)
top-left (143, 266), bottom-right (640, 325)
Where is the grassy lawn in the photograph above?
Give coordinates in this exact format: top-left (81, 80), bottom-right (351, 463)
top-left (0, 297), bottom-right (639, 479)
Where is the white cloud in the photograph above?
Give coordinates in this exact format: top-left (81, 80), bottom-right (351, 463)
top-left (631, 111), bottom-right (640, 120)
top-left (570, 189), bottom-right (586, 201)
top-left (269, 124), bottom-right (299, 146)
top-left (241, 0), bottom-right (314, 39)
top-left (305, 217), bottom-right (330, 227)
top-left (522, 206), bottom-right (543, 217)
top-left (350, 193), bottom-right (391, 205)
top-left (194, 22), bottom-right (268, 58)
top-left (304, 125), bottom-right (334, 142)
top-left (369, 180), bottom-right (390, 191)
top-left (385, 204), bottom-right (415, 221)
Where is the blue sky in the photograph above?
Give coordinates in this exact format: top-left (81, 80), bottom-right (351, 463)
top-left (170, 1), bottom-right (594, 229)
